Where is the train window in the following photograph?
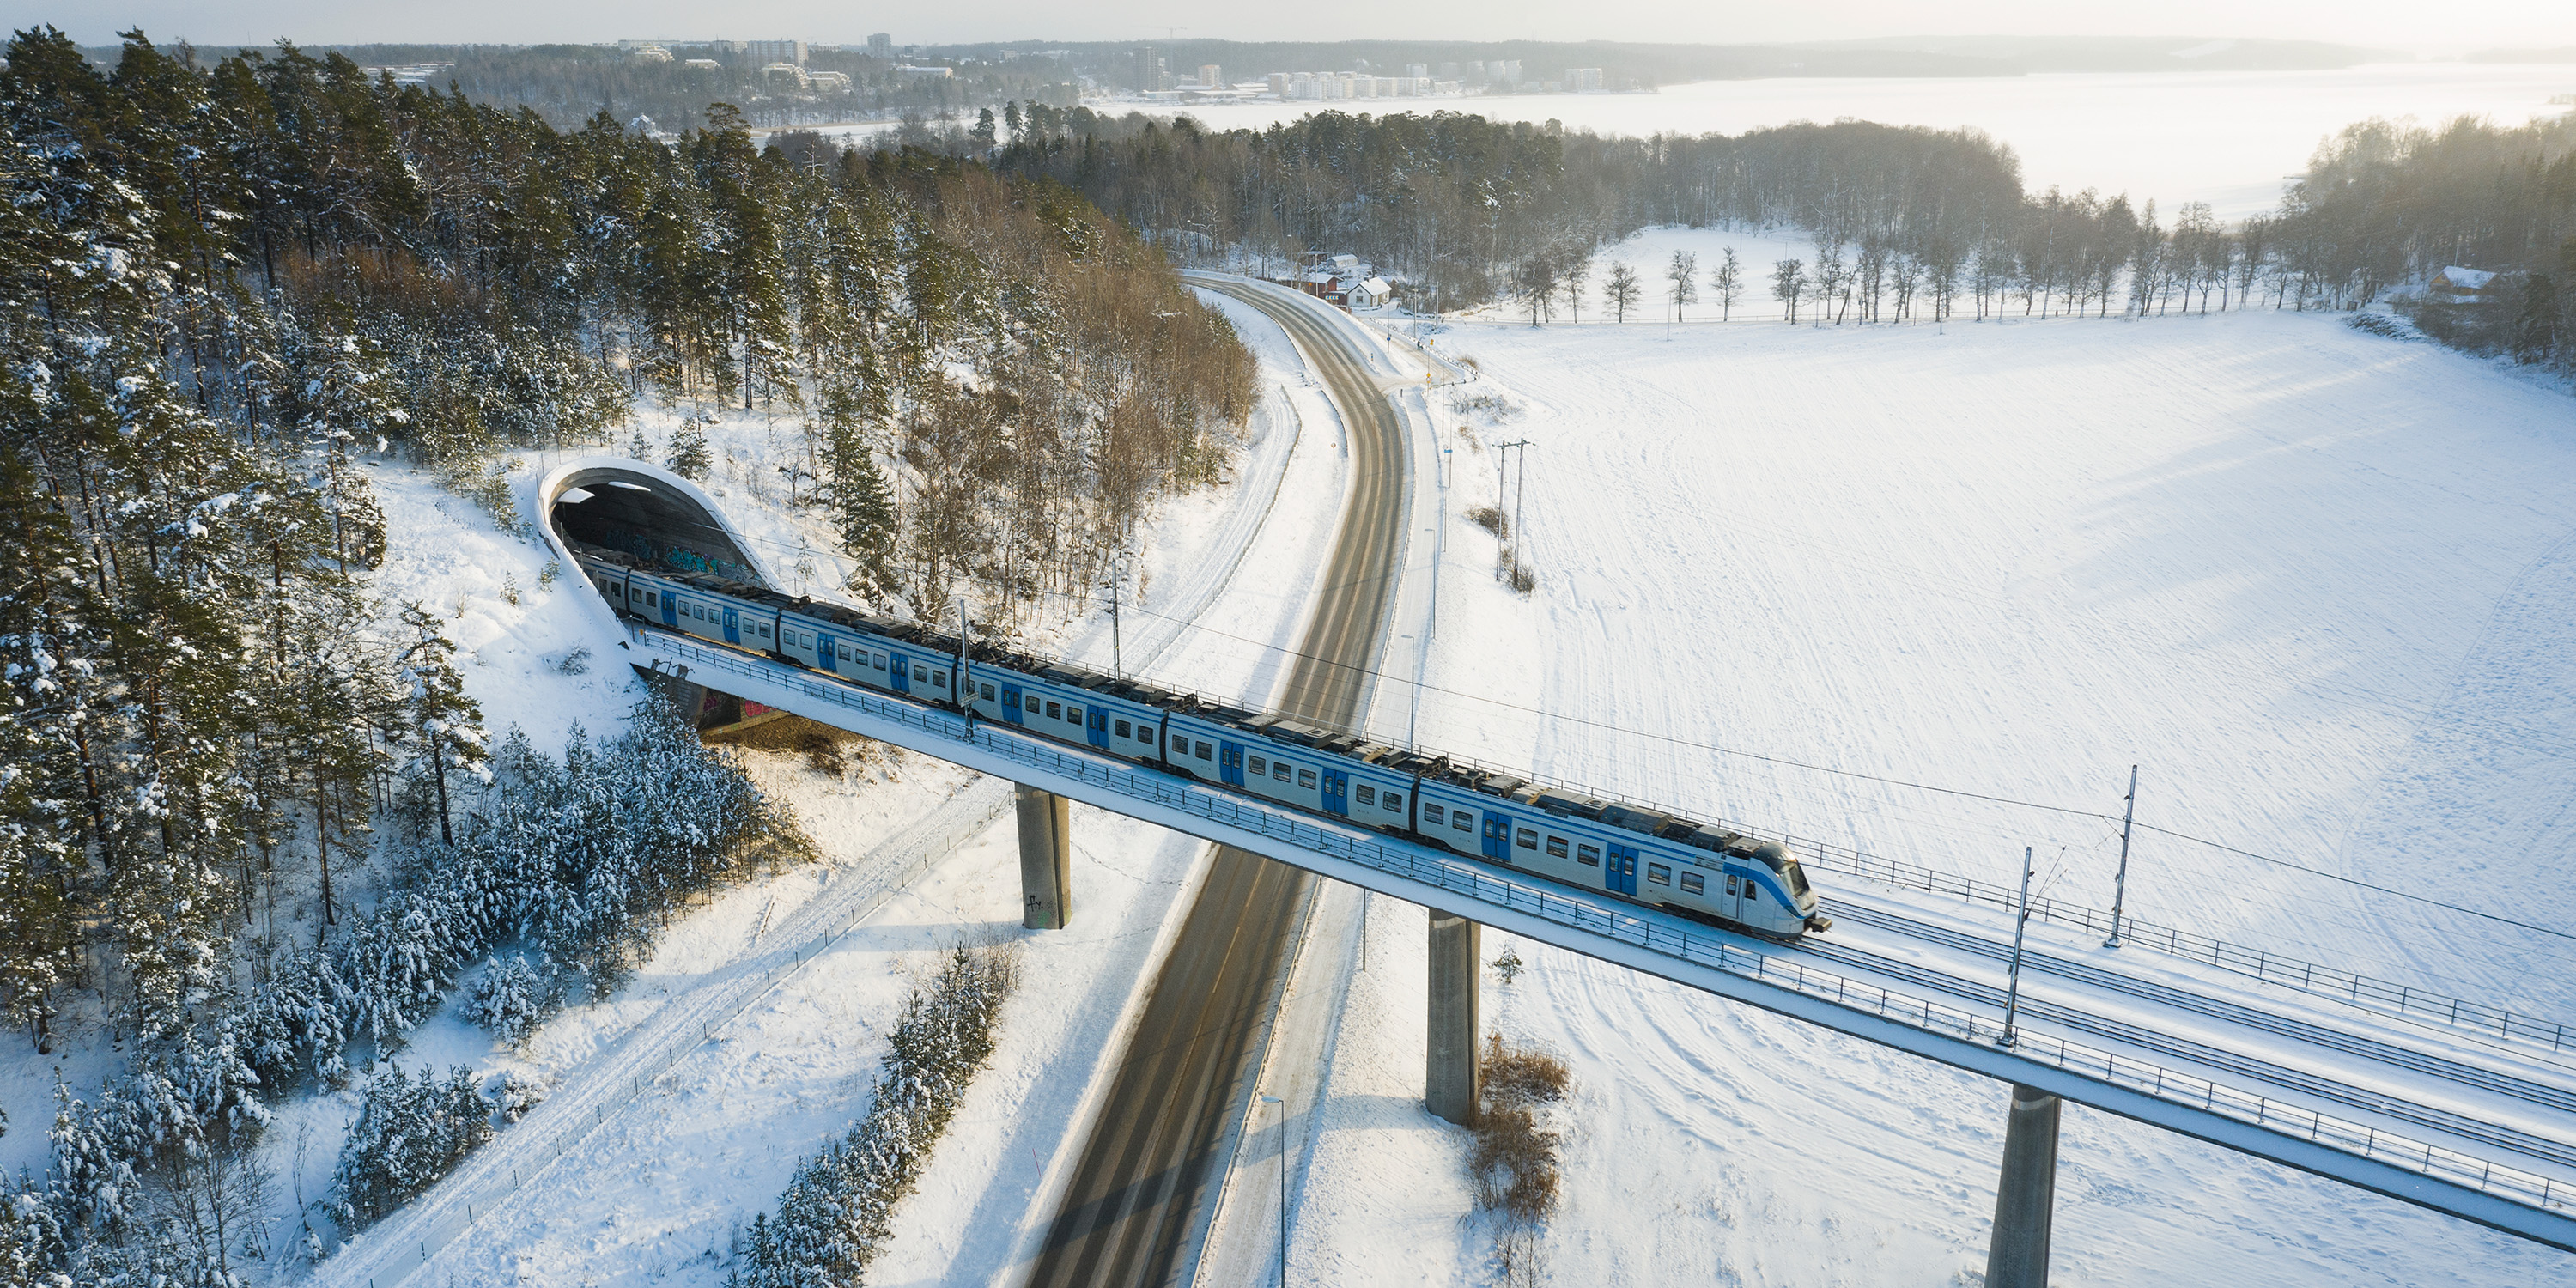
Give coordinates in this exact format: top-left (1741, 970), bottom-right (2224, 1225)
top-left (1298, 769), bottom-right (1317, 787)
top-left (1066, 705), bottom-right (1084, 723)
top-left (912, 664), bottom-right (927, 682)
top-left (1726, 876), bottom-right (1740, 896)
top-left (840, 644), bottom-right (852, 659)
top-left (1744, 884), bottom-right (1761, 904)
top-left (1681, 872), bottom-right (1705, 894)
top-left (1516, 830), bottom-right (1538, 849)
top-left (1382, 792), bottom-right (1402, 811)
top-left (1046, 702), bottom-right (1062, 720)
top-left (980, 683), bottom-right (995, 701)
top-left (1577, 844), bottom-right (1600, 866)
top-left (1546, 836), bottom-right (1568, 858)
top-left (1356, 785), bottom-right (1376, 806)
top-left (1116, 720), bottom-right (1132, 738)
top-left (1454, 813), bottom-right (1473, 831)
top-left (1424, 804), bottom-right (1446, 824)
top-left (1273, 762), bottom-right (1290, 781)
top-left (872, 652), bottom-right (886, 669)
top-left (1004, 691), bottom-right (1018, 708)
top-left (1648, 863), bottom-right (1671, 886)
top-left (1248, 755), bottom-right (1265, 775)
top-left (1197, 741), bottom-right (1214, 759)
top-left (933, 670), bottom-right (949, 689)
top-left (645, 592), bottom-right (657, 606)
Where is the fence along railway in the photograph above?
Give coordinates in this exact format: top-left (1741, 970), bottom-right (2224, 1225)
top-left (527, 278), bottom-right (2576, 1286)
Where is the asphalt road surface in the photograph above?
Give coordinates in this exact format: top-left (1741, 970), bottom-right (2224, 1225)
top-left (1026, 279), bottom-right (1410, 1287)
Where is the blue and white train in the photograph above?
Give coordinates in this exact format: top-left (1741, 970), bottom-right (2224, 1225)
top-left (571, 541), bottom-right (1831, 939)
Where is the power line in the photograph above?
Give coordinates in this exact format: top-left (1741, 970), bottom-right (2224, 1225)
top-left (1097, 601), bottom-right (2576, 945)
top-left (584, 508), bottom-right (2576, 945)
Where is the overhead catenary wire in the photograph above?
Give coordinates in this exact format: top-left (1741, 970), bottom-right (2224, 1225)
top-left (590, 509), bottom-right (2576, 945)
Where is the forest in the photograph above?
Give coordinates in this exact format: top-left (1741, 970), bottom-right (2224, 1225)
top-left (0, 25), bottom-right (1248, 1280)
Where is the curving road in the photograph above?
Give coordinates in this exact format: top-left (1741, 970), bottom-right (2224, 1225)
top-left (1027, 278), bottom-right (1412, 1287)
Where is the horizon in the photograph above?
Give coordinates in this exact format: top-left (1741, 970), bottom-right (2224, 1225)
top-left (12, 3), bottom-right (2576, 61)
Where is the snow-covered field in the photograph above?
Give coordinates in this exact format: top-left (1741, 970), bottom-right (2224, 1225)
top-left (1286, 255), bottom-right (2576, 1284)
top-left (1138, 62), bottom-right (2576, 218)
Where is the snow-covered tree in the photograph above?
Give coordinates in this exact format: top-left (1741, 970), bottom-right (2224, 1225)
top-left (331, 1064), bottom-right (495, 1229)
top-left (666, 415), bottom-right (713, 481)
top-left (395, 602), bottom-right (488, 847)
top-left (466, 952), bottom-right (555, 1047)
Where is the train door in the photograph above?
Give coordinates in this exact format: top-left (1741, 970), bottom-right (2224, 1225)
top-left (1607, 843), bottom-right (1640, 896)
top-left (1088, 708), bottom-right (1109, 749)
top-left (659, 589), bottom-right (678, 628)
top-left (889, 651), bottom-right (912, 695)
top-left (1000, 683), bottom-right (1024, 724)
top-left (1481, 815), bottom-right (1510, 860)
top-left (816, 630), bottom-right (839, 673)
top-left (1321, 769), bottom-right (1348, 815)
top-left (1218, 742), bottom-right (1245, 787)
top-left (721, 606), bottom-right (740, 645)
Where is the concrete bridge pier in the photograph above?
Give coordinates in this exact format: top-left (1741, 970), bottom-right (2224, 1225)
top-left (1985, 1083), bottom-right (2063, 1288)
top-left (1426, 908), bottom-right (1482, 1127)
top-left (1017, 785), bottom-right (1072, 930)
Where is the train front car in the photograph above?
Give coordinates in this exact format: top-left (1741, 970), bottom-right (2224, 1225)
top-left (1738, 838), bottom-right (1830, 935)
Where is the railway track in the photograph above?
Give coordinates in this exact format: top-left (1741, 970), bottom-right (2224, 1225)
top-left (1799, 930), bottom-right (2576, 1172)
top-left (1828, 899), bottom-right (2576, 1118)
top-left (1028, 279), bottom-right (1411, 1287)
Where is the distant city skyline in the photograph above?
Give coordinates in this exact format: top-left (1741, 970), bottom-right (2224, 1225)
top-left (11, 1), bottom-right (2576, 58)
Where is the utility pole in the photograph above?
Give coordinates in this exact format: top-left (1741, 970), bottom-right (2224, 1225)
top-left (956, 594), bottom-right (974, 730)
top-left (1492, 439), bottom-right (1534, 572)
top-left (2105, 765), bottom-right (2139, 947)
top-left (1102, 551), bottom-right (1127, 678)
top-left (1999, 846), bottom-right (2033, 1048)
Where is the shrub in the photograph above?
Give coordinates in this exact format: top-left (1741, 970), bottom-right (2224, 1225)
top-left (1473, 1034), bottom-right (1571, 1224)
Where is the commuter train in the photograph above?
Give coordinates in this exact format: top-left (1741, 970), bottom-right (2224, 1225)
top-left (569, 540), bottom-right (1831, 939)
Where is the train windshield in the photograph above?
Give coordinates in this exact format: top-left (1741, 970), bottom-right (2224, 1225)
top-left (1749, 841), bottom-right (1813, 897)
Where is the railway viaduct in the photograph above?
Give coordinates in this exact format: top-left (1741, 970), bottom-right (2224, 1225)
top-left (536, 276), bottom-right (2576, 1288)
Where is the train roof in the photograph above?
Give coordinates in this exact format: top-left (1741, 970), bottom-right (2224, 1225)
top-left (578, 540), bottom-right (1794, 863)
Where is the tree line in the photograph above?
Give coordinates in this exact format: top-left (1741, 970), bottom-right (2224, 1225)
top-left (987, 105), bottom-right (2574, 366)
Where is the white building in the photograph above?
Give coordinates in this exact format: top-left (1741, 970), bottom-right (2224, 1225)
top-left (1565, 67), bottom-right (1604, 92)
top-left (895, 64), bottom-right (954, 80)
top-left (745, 39), bottom-right (807, 65)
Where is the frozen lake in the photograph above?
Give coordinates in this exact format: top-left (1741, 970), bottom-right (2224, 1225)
top-left (1131, 62), bottom-right (2576, 219)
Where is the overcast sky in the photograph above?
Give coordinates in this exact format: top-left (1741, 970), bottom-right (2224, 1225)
top-left (14, 0), bottom-right (2576, 55)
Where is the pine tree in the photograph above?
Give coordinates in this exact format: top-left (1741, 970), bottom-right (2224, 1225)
top-left (395, 603), bottom-right (486, 847)
top-left (666, 415), bottom-right (712, 480)
top-left (825, 422), bottom-right (900, 601)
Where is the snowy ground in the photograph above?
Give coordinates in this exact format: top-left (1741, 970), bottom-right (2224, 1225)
top-left (1288, 264), bottom-right (2576, 1285)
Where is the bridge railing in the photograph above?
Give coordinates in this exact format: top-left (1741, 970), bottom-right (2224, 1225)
top-left (1315, 737), bottom-right (2576, 1054)
top-left (639, 629), bottom-right (2576, 1216)
top-left (1792, 844), bottom-right (2574, 1054)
